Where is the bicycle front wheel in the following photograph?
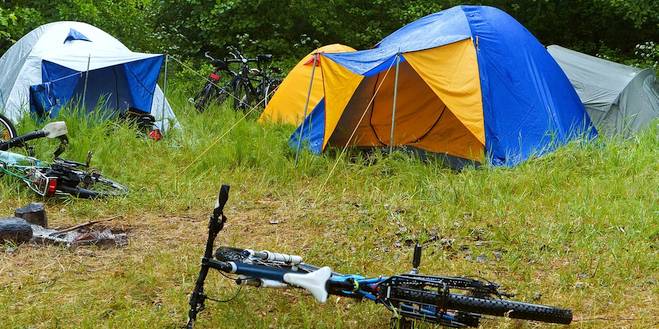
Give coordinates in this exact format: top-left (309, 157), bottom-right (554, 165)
top-left (232, 79), bottom-right (252, 112)
top-left (0, 114), bottom-right (17, 142)
top-left (391, 287), bottom-right (572, 325)
top-left (193, 83), bottom-right (216, 112)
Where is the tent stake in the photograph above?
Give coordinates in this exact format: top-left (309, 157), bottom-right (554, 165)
top-left (81, 53), bottom-right (91, 110)
top-left (294, 53), bottom-right (318, 166)
top-left (389, 54), bottom-right (400, 153)
top-left (161, 53), bottom-right (168, 134)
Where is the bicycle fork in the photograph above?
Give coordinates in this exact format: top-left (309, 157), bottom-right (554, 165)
top-left (186, 185), bottom-right (230, 328)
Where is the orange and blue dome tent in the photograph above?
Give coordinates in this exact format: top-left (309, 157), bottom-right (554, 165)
top-left (289, 6), bottom-right (595, 166)
top-left (259, 44), bottom-right (355, 126)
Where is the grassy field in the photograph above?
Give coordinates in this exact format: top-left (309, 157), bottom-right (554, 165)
top-left (0, 92), bottom-right (657, 329)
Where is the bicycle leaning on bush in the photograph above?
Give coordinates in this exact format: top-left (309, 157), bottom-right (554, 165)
top-left (191, 46), bottom-right (281, 113)
top-left (186, 185), bottom-right (573, 328)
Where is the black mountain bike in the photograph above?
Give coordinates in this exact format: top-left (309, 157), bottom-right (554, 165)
top-left (186, 185), bottom-right (573, 328)
top-left (191, 52), bottom-right (233, 112)
top-left (192, 47), bottom-right (281, 112)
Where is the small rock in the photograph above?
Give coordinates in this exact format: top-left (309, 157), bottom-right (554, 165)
top-left (15, 203), bottom-right (48, 227)
top-left (268, 219), bottom-right (280, 225)
top-left (532, 292), bottom-right (542, 301)
top-left (476, 254), bottom-right (488, 263)
top-left (439, 238), bottom-right (454, 249)
top-left (493, 251), bottom-right (503, 261)
top-left (574, 282), bottom-right (587, 289)
top-left (0, 218), bottom-right (33, 244)
top-left (577, 273), bottom-right (589, 279)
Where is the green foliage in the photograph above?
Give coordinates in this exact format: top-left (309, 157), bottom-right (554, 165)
top-left (0, 0), bottom-right (159, 53)
top-left (0, 5), bottom-right (43, 51)
top-left (2, 0), bottom-right (657, 68)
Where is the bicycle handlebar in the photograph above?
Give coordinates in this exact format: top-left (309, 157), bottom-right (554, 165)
top-left (0, 130), bottom-right (47, 151)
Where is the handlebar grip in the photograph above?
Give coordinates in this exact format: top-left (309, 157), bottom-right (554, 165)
top-left (213, 185), bottom-right (230, 217)
top-left (254, 251), bottom-right (302, 265)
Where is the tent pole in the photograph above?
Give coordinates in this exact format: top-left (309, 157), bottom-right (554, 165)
top-left (389, 54), bottom-right (400, 153)
top-left (294, 53), bottom-right (318, 166)
top-left (161, 53), bottom-right (168, 134)
top-left (82, 53), bottom-right (91, 110)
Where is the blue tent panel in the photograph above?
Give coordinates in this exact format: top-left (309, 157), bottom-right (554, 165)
top-left (123, 56), bottom-right (164, 113)
top-left (376, 6), bottom-right (472, 51)
top-left (462, 6), bottom-right (595, 165)
top-left (289, 98), bottom-right (326, 153)
top-left (323, 6), bottom-right (471, 76)
top-left (30, 55), bottom-right (164, 118)
top-left (31, 62), bottom-right (81, 118)
top-left (64, 28), bottom-right (91, 43)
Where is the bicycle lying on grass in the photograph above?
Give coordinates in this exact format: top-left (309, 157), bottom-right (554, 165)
top-left (0, 121), bottom-right (128, 198)
top-left (191, 46), bottom-right (282, 112)
top-left (186, 185), bottom-right (573, 328)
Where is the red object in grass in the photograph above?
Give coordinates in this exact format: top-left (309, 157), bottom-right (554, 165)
top-left (209, 73), bottom-right (221, 81)
top-left (149, 129), bottom-right (163, 141)
top-left (46, 178), bottom-right (58, 196)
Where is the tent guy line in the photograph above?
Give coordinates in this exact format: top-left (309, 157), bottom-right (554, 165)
top-left (313, 54), bottom-right (397, 205)
top-left (167, 54), bottom-right (279, 176)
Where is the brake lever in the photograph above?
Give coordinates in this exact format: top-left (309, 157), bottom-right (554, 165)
top-left (53, 136), bottom-right (69, 159)
top-left (85, 151), bottom-right (93, 167)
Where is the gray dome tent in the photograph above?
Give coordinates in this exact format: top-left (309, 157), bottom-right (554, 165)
top-left (547, 45), bottom-right (658, 137)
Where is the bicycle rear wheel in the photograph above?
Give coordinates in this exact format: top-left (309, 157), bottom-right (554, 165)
top-left (193, 83), bottom-right (216, 112)
top-left (0, 114), bottom-right (17, 142)
top-left (390, 286), bottom-right (572, 325)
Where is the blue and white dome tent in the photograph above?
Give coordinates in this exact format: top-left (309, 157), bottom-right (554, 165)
top-left (0, 21), bottom-right (178, 131)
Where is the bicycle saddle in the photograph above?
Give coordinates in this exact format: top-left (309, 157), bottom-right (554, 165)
top-left (257, 54), bottom-right (273, 62)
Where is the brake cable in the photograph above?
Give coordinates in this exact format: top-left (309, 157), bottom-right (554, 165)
top-left (205, 285), bottom-right (242, 303)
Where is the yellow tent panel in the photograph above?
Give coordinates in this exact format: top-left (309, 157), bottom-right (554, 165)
top-left (404, 39), bottom-right (485, 144)
top-left (259, 44), bottom-right (355, 125)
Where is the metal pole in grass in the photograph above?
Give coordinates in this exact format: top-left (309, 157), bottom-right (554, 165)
top-left (82, 53), bottom-right (91, 110)
top-left (389, 53), bottom-right (400, 153)
top-left (161, 53), bottom-right (168, 134)
top-left (294, 52), bottom-right (318, 166)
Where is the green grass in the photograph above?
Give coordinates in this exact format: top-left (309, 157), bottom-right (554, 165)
top-left (0, 92), bottom-right (657, 329)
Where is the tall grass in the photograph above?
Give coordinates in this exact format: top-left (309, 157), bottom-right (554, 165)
top-left (0, 92), bottom-right (657, 328)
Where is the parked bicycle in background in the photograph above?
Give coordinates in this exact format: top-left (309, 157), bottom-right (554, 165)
top-left (191, 46), bottom-right (282, 113)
